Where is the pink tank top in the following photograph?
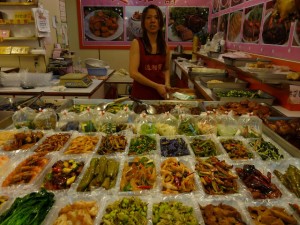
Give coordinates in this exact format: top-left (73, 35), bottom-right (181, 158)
top-left (131, 38), bottom-right (166, 100)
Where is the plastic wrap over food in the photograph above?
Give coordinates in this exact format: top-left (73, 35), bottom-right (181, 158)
top-left (155, 112), bottom-right (178, 136)
top-left (237, 114), bottom-right (262, 139)
top-left (78, 108), bottom-right (96, 132)
top-left (57, 110), bottom-right (79, 131)
top-left (216, 112), bottom-right (239, 136)
top-left (12, 106), bottom-right (36, 129)
top-left (195, 112), bottom-right (217, 135)
top-left (33, 108), bottom-right (57, 130)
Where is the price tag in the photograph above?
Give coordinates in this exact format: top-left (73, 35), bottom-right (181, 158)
top-left (289, 85), bottom-right (300, 104)
top-left (0, 46), bottom-right (11, 54)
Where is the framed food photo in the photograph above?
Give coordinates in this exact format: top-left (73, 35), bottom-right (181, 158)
top-left (292, 20), bottom-right (300, 47)
top-left (242, 4), bottom-right (263, 43)
top-left (228, 10), bottom-right (243, 43)
top-left (168, 7), bottom-right (209, 43)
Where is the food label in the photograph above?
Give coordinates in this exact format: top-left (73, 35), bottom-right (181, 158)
top-left (289, 85), bottom-right (300, 104)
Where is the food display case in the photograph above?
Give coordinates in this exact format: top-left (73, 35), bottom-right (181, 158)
top-left (0, 98), bottom-right (299, 225)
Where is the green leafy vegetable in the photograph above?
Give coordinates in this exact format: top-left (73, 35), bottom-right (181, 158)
top-left (0, 189), bottom-right (55, 225)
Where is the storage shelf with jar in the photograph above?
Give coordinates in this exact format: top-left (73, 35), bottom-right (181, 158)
top-left (0, 0), bottom-right (46, 72)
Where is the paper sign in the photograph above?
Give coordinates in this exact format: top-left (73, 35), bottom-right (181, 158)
top-left (289, 85), bottom-right (300, 104)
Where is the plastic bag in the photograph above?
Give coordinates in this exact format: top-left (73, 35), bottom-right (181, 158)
top-left (12, 107), bottom-right (36, 129)
top-left (155, 112), bottom-right (178, 136)
top-left (78, 108), bottom-right (96, 132)
top-left (33, 108), bottom-right (57, 130)
top-left (134, 112), bottom-right (157, 134)
top-left (57, 110), bottom-right (79, 131)
top-left (178, 114), bottom-right (199, 136)
top-left (195, 112), bottom-right (217, 135)
top-left (92, 111), bottom-right (119, 134)
top-left (170, 104), bottom-right (191, 117)
top-left (216, 112), bottom-right (238, 136)
top-left (237, 114), bottom-right (262, 138)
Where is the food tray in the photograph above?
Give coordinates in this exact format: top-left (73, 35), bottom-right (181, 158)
top-left (200, 77), bottom-right (248, 89)
top-left (188, 67), bottom-right (227, 80)
top-left (223, 56), bottom-right (271, 67)
top-left (212, 88), bottom-right (276, 105)
top-left (262, 118), bottom-right (300, 157)
top-left (57, 98), bottom-right (203, 114)
top-left (200, 101), bottom-right (286, 118)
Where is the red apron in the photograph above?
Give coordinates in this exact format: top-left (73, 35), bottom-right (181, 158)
top-left (131, 38), bottom-right (166, 100)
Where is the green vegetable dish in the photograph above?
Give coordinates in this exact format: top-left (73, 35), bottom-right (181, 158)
top-left (129, 135), bottom-right (156, 155)
top-left (100, 197), bottom-right (148, 225)
top-left (190, 138), bottom-right (218, 157)
top-left (0, 189), bottom-right (55, 225)
top-left (152, 201), bottom-right (198, 225)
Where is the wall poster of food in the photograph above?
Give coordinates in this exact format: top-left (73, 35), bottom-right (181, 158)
top-left (211, 17), bottom-right (218, 35)
top-left (292, 20), bottom-right (300, 46)
top-left (243, 4), bottom-right (263, 43)
top-left (212, 0), bottom-right (220, 13)
top-left (214, 0), bottom-right (300, 61)
top-left (228, 10), bottom-right (243, 42)
top-left (220, 0), bottom-right (230, 10)
top-left (231, 0), bottom-right (243, 7)
top-left (83, 6), bottom-right (124, 42)
top-left (218, 14), bottom-right (229, 38)
top-left (77, 0), bottom-right (211, 49)
top-left (168, 7), bottom-right (209, 42)
top-left (262, 1), bottom-right (291, 45)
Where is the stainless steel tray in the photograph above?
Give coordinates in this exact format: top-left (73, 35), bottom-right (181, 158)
top-left (188, 67), bottom-right (227, 80)
top-left (212, 88), bottom-right (275, 105)
top-left (200, 101), bottom-right (286, 117)
top-left (223, 56), bottom-right (271, 67)
top-left (262, 124), bottom-right (300, 158)
top-left (200, 77), bottom-right (248, 89)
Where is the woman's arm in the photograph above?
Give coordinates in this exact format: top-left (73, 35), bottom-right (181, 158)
top-left (129, 39), bottom-right (167, 97)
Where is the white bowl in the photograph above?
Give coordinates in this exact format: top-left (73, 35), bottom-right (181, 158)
top-left (84, 58), bottom-right (107, 68)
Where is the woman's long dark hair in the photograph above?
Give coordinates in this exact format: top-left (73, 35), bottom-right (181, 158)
top-left (141, 4), bottom-right (166, 55)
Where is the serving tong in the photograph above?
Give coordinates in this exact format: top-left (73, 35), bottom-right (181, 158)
top-left (16, 91), bottom-right (45, 108)
top-left (129, 96), bottom-right (157, 115)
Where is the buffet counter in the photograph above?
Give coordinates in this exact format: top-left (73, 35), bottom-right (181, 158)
top-left (173, 58), bottom-right (300, 117)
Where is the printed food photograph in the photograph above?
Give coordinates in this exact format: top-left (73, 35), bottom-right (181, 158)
top-left (212, 0), bottom-right (220, 13)
top-left (221, 0), bottom-right (230, 10)
top-left (243, 4), bottom-right (263, 43)
top-left (293, 20), bottom-right (300, 46)
top-left (231, 0), bottom-right (243, 7)
top-left (228, 10), bottom-right (242, 42)
top-left (168, 7), bottom-right (209, 42)
top-left (211, 17), bottom-right (218, 35)
top-left (218, 14), bottom-right (229, 37)
top-left (262, 8), bottom-right (291, 45)
top-left (83, 6), bottom-right (124, 41)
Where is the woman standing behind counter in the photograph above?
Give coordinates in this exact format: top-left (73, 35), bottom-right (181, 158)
top-left (129, 4), bottom-right (171, 100)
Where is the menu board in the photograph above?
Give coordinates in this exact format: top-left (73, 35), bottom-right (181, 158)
top-left (211, 0), bottom-right (300, 61)
top-left (77, 0), bottom-right (210, 49)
